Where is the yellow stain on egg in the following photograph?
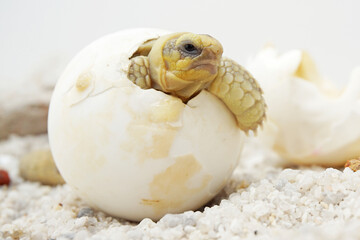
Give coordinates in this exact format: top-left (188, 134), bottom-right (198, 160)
top-left (120, 97), bottom-right (185, 164)
top-left (147, 128), bottom-right (178, 160)
top-left (149, 98), bottom-right (184, 123)
top-left (120, 123), bottom-right (178, 164)
top-left (76, 72), bottom-right (93, 91)
top-left (141, 154), bottom-right (212, 215)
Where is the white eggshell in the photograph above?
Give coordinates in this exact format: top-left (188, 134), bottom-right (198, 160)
top-left (48, 28), bottom-right (244, 221)
top-left (247, 47), bottom-right (360, 166)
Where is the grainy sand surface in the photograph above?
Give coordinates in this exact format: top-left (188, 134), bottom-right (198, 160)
top-left (1, 135), bottom-right (360, 240)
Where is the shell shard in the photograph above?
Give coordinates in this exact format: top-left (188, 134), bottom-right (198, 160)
top-left (247, 47), bottom-right (360, 166)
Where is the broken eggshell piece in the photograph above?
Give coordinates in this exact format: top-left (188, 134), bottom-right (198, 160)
top-left (247, 47), bottom-right (360, 166)
top-left (48, 29), bottom-right (244, 221)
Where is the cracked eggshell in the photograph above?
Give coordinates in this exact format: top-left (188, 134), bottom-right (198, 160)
top-left (247, 47), bottom-right (360, 166)
top-left (48, 28), bottom-right (244, 221)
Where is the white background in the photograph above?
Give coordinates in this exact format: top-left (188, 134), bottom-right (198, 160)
top-left (0, 0), bottom-right (359, 92)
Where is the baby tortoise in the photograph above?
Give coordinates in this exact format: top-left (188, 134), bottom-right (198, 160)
top-left (128, 32), bottom-right (266, 132)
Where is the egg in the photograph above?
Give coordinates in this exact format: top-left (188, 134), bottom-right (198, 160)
top-left (48, 29), bottom-right (244, 221)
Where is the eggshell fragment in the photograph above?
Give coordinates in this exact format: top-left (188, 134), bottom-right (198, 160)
top-left (19, 149), bottom-right (65, 185)
top-left (247, 47), bottom-right (360, 166)
top-left (48, 29), bottom-right (244, 221)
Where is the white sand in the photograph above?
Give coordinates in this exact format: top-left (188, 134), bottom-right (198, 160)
top-left (1, 135), bottom-right (360, 240)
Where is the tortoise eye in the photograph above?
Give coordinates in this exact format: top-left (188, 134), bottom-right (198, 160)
top-left (184, 44), bottom-right (196, 52)
top-left (180, 43), bottom-right (200, 55)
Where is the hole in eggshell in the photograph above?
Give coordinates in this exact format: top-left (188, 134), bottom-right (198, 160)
top-left (130, 37), bottom-right (159, 58)
top-left (127, 37), bottom-right (203, 105)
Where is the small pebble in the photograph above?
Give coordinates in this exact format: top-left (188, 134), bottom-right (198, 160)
top-left (344, 158), bottom-right (360, 172)
top-left (0, 169), bottom-right (10, 186)
top-left (77, 207), bottom-right (94, 218)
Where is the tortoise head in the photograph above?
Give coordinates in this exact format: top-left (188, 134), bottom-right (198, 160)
top-left (148, 32), bottom-right (223, 98)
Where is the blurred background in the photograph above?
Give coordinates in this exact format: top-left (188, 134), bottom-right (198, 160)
top-left (0, 0), bottom-right (359, 93)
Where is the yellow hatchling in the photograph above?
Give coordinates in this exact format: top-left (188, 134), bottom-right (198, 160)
top-left (128, 32), bottom-right (266, 132)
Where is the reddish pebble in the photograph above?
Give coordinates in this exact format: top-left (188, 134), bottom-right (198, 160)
top-left (0, 169), bottom-right (10, 186)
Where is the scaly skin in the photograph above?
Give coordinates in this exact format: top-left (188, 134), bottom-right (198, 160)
top-left (208, 58), bottom-right (265, 132)
top-left (128, 32), bottom-right (266, 132)
top-left (127, 56), bottom-right (151, 89)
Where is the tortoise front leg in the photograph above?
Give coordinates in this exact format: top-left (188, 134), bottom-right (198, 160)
top-left (208, 57), bottom-right (266, 133)
top-left (128, 56), bottom-right (152, 89)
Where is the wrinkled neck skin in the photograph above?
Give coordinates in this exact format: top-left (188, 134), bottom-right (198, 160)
top-left (148, 33), bottom-right (220, 102)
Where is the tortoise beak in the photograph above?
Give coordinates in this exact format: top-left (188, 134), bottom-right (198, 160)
top-left (201, 44), bottom-right (223, 62)
top-left (190, 46), bottom-right (223, 74)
